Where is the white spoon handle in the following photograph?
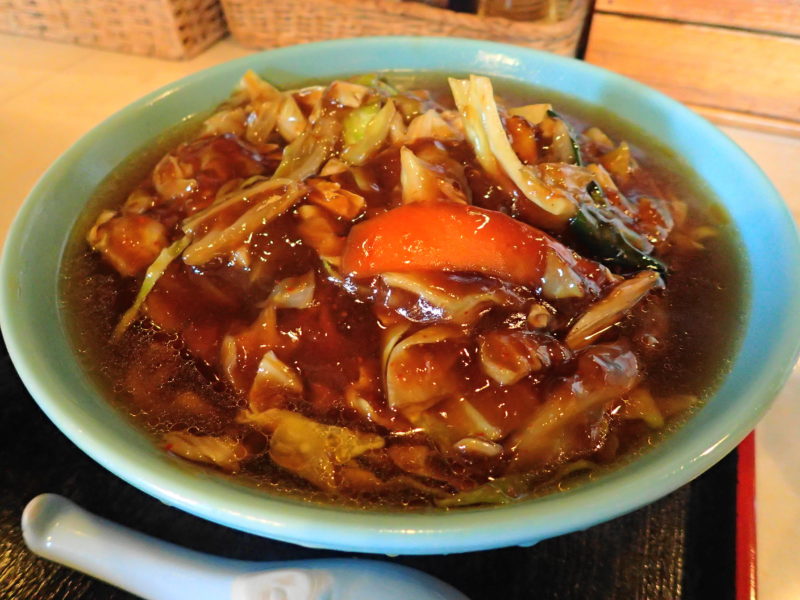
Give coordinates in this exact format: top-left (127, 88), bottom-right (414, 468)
top-left (22, 494), bottom-right (470, 600)
top-left (21, 494), bottom-right (311, 600)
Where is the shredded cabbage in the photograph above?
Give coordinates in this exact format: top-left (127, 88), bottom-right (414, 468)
top-left (326, 80), bottom-right (370, 107)
top-left (181, 177), bottom-right (292, 236)
top-left (152, 154), bottom-right (197, 200)
top-left (449, 76), bottom-right (576, 221)
top-left (201, 107), bottom-right (247, 137)
top-left (112, 234), bottom-right (191, 341)
top-left (163, 432), bottom-right (244, 472)
top-left (381, 323), bottom-right (411, 379)
top-left (245, 99), bottom-right (281, 144)
top-left (565, 270), bottom-right (661, 350)
top-left (247, 408), bottom-right (384, 490)
top-left (269, 271), bottom-right (316, 309)
top-left (291, 85), bottom-right (325, 124)
top-left (478, 330), bottom-right (558, 386)
top-left (399, 146), bottom-right (469, 205)
top-left (272, 114), bottom-right (341, 181)
top-left (182, 183), bottom-right (304, 265)
top-left (253, 351), bottom-right (303, 394)
top-left (389, 111), bottom-right (407, 144)
top-left (415, 396), bottom-right (503, 453)
top-left (296, 204), bottom-right (346, 263)
top-left (347, 73), bottom-right (398, 96)
top-left (276, 95), bottom-right (308, 142)
top-left (307, 179), bottom-right (365, 220)
top-left (399, 147), bottom-right (465, 205)
top-left (343, 102), bottom-right (381, 145)
top-left (319, 158), bottom-right (349, 177)
top-left (240, 70), bottom-right (282, 103)
top-left (405, 109), bottom-right (462, 143)
top-left (508, 103), bottom-right (552, 124)
top-left (448, 77), bottom-right (502, 180)
top-left (340, 100), bottom-right (396, 166)
top-left (508, 344), bottom-right (640, 472)
top-left (620, 386), bottom-right (665, 429)
top-left (435, 474), bottom-right (532, 507)
top-left (381, 271), bottom-right (520, 325)
top-left (384, 325), bottom-right (464, 420)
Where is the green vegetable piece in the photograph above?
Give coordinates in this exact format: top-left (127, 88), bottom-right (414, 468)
top-left (243, 408), bottom-right (384, 491)
top-left (343, 102), bottom-right (381, 145)
top-left (320, 257), bottom-right (343, 284)
top-left (435, 474), bottom-right (532, 508)
top-left (272, 115), bottom-right (340, 181)
top-left (571, 207), bottom-right (667, 275)
top-left (341, 100), bottom-right (396, 166)
top-left (392, 94), bottom-right (424, 121)
top-left (348, 73), bottom-right (398, 96)
top-left (586, 180), bottom-right (607, 208)
top-left (112, 234), bottom-right (191, 341)
top-left (547, 108), bottom-right (584, 167)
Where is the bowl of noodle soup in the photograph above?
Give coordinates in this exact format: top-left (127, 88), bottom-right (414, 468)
top-left (2, 37), bottom-right (799, 554)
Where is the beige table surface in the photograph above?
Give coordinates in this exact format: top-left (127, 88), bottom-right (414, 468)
top-left (1, 33), bottom-right (798, 599)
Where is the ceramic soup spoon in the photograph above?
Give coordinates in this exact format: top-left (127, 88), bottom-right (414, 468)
top-left (22, 494), bottom-right (470, 600)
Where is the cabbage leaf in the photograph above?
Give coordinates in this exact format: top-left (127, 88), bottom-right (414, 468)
top-left (164, 432), bottom-right (244, 472)
top-left (112, 234), bottom-right (191, 341)
top-left (565, 270), bottom-right (661, 350)
top-left (182, 183), bottom-right (304, 266)
top-left (246, 408), bottom-right (384, 491)
top-left (449, 75), bottom-right (576, 221)
top-left (340, 100), bottom-right (396, 166)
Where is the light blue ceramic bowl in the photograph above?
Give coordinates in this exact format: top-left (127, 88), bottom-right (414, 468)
top-left (2, 38), bottom-right (799, 555)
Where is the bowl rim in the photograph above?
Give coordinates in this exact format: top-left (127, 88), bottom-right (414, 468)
top-left (3, 36), bottom-right (800, 555)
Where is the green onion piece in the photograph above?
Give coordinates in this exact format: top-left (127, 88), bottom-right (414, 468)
top-left (343, 102), bottom-right (381, 145)
top-left (112, 235), bottom-right (191, 341)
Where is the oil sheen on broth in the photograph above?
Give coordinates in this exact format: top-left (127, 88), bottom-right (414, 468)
top-left (61, 72), bottom-right (746, 509)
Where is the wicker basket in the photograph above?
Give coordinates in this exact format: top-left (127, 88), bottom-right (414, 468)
top-left (222, 0), bottom-right (590, 57)
top-left (0, 0), bottom-right (227, 59)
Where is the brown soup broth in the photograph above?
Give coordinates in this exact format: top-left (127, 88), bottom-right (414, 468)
top-left (60, 73), bottom-right (747, 509)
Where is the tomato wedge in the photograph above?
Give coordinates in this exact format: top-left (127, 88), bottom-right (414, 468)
top-left (342, 202), bottom-right (577, 286)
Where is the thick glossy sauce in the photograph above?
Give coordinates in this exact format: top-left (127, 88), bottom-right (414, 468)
top-left (61, 74), bottom-right (746, 508)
